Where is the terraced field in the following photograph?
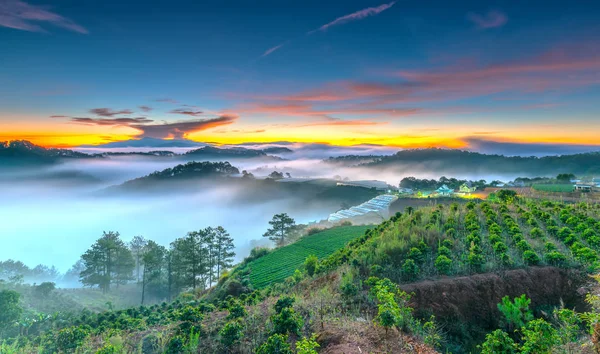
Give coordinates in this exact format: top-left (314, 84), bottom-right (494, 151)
top-left (532, 183), bottom-right (574, 193)
top-left (247, 225), bottom-right (370, 288)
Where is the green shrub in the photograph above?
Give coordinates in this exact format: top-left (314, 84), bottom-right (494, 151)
top-left (437, 246), bottom-right (452, 258)
top-left (272, 307), bottom-right (303, 335)
top-left (56, 326), bottom-right (90, 352)
top-left (544, 251), bottom-right (566, 266)
top-left (220, 321), bottom-right (243, 348)
top-left (256, 334), bottom-right (293, 354)
top-left (295, 334), bottom-right (319, 354)
top-left (520, 319), bottom-right (559, 354)
top-left (497, 295), bottom-right (533, 332)
top-left (479, 329), bottom-right (518, 353)
top-left (401, 259), bottom-right (419, 281)
top-left (434, 255), bottom-right (452, 275)
top-left (523, 250), bottom-right (540, 265)
top-left (304, 255), bottom-right (318, 277)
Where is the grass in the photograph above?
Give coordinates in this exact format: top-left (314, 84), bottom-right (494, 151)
top-left (532, 184), bottom-right (574, 193)
top-left (247, 225), bottom-right (370, 289)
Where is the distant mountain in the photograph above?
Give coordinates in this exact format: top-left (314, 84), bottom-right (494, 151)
top-left (262, 147), bottom-right (294, 154)
top-left (184, 146), bottom-right (282, 160)
top-left (96, 151), bottom-right (176, 157)
top-left (110, 161), bottom-right (240, 191)
top-left (80, 137), bottom-right (206, 148)
top-left (0, 140), bottom-right (96, 167)
top-left (352, 148), bottom-right (600, 176)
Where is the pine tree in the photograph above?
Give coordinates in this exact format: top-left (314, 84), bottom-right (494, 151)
top-left (80, 231), bottom-right (135, 293)
top-left (214, 226), bottom-right (235, 283)
top-left (141, 240), bottom-right (166, 304)
top-left (263, 213), bottom-right (296, 247)
top-left (129, 235), bottom-right (147, 283)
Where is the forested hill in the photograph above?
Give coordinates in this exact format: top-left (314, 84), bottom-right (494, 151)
top-left (328, 148), bottom-right (600, 175)
top-left (0, 140), bottom-right (96, 166)
top-left (184, 146), bottom-right (283, 160)
top-left (113, 161), bottom-right (240, 190)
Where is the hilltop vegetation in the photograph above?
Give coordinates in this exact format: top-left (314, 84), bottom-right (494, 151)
top-left (327, 148), bottom-right (600, 176)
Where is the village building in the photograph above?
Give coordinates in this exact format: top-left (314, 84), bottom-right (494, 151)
top-left (436, 184), bottom-right (454, 196)
top-left (459, 181), bottom-right (477, 194)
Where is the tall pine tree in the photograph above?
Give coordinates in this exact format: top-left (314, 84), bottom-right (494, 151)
top-left (80, 231), bottom-right (135, 293)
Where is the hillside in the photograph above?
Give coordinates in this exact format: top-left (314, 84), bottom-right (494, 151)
top-left (231, 225), bottom-right (370, 289)
top-left (327, 148), bottom-right (600, 176)
top-left (184, 146), bottom-right (283, 160)
top-left (4, 198), bottom-right (600, 353)
top-left (0, 140), bottom-right (96, 167)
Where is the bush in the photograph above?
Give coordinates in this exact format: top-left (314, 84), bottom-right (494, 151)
top-left (256, 334), bottom-right (293, 354)
top-left (434, 255), bottom-right (452, 275)
top-left (523, 250), bottom-right (540, 265)
top-left (220, 320), bottom-right (243, 348)
top-left (437, 246), bottom-right (452, 258)
top-left (272, 307), bottom-right (303, 335)
top-left (401, 259), bottom-right (419, 281)
top-left (498, 295), bottom-right (533, 332)
top-left (530, 228), bottom-right (543, 238)
top-left (520, 319), bottom-right (559, 354)
top-left (479, 329), bottom-right (518, 354)
top-left (304, 255), bottom-right (318, 277)
top-left (544, 251), bottom-right (566, 266)
top-left (296, 334), bottom-right (320, 354)
top-left (408, 247), bottom-right (424, 263)
top-left (56, 326), bottom-right (90, 352)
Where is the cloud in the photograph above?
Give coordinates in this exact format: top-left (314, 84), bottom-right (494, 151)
top-left (89, 108), bottom-right (134, 117)
top-left (71, 117), bottom-right (153, 126)
top-left (308, 1), bottom-right (396, 34)
top-left (49, 115), bottom-right (68, 118)
top-left (467, 10), bottom-right (507, 30)
top-left (0, 0), bottom-right (87, 33)
top-left (154, 98), bottom-right (179, 104)
top-left (138, 106), bottom-right (153, 112)
top-left (262, 42), bottom-right (287, 58)
top-left (243, 41), bottom-right (599, 112)
top-left (462, 137), bottom-right (600, 157)
top-left (169, 108), bottom-right (204, 117)
top-left (234, 101), bottom-right (419, 120)
top-left (131, 114), bottom-right (239, 139)
top-left (298, 119), bottom-right (387, 127)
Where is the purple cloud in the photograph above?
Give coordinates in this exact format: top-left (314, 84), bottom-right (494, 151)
top-left (467, 10), bottom-right (508, 30)
top-left (131, 115), bottom-right (238, 139)
top-left (154, 98), bottom-right (179, 104)
top-left (0, 0), bottom-right (87, 33)
top-left (138, 105), bottom-right (153, 112)
top-left (71, 117), bottom-right (153, 126)
top-left (308, 1), bottom-right (396, 34)
top-left (89, 108), bottom-right (134, 117)
top-left (169, 108), bottom-right (204, 117)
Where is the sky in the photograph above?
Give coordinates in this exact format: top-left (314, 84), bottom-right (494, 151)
top-left (1, 0), bottom-right (599, 150)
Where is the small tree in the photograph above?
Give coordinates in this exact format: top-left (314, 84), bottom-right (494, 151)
top-left (256, 334), bottom-right (293, 354)
top-left (497, 294), bottom-right (533, 332)
top-left (220, 320), bottom-right (244, 349)
top-left (304, 255), bottom-right (318, 277)
top-left (263, 213), bottom-right (296, 247)
top-left (520, 318), bottom-right (559, 354)
top-left (435, 255), bottom-right (452, 275)
top-left (479, 329), bottom-right (518, 354)
top-left (0, 290), bottom-right (22, 336)
top-left (296, 334), bottom-right (320, 354)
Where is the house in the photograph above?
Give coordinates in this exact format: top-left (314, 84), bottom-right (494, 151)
top-left (459, 181), bottom-right (477, 194)
top-left (398, 188), bottom-right (414, 195)
top-left (436, 184), bottom-right (454, 196)
top-left (574, 183), bottom-right (595, 192)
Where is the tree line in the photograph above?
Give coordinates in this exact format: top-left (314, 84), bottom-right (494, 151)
top-left (79, 226), bottom-right (235, 303)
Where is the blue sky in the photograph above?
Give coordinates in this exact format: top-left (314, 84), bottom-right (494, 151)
top-left (1, 0), bottom-right (599, 149)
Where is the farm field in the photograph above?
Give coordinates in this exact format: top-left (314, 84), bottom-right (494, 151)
top-left (532, 183), bottom-right (574, 193)
top-left (246, 225), bottom-right (370, 288)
